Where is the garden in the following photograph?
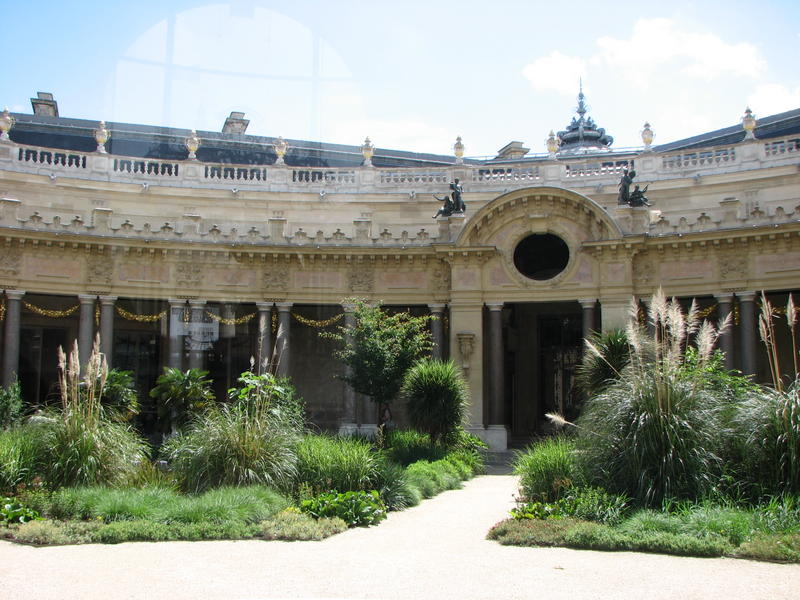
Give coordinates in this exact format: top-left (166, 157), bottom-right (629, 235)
top-left (489, 290), bottom-right (800, 563)
top-left (0, 300), bottom-right (486, 545)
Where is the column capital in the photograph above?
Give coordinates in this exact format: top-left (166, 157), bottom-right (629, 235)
top-left (427, 303), bottom-right (447, 312)
top-left (737, 291), bottom-right (757, 302)
top-left (714, 292), bottom-right (735, 302)
top-left (275, 302), bottom-right (293, 312)
top-left (341, 301), bottom-right (358, 313)
top-left (255, 302), bottom-right (274, 311)
top-left (78, 294), bottom-right (97, 304)
top-left (578, 298), bottom-right (598, 309)
top-left (168, 298), bottom-right (186, 308)
top-left (4, 289), bottom-right (25, 300)
top-left (99, 295), bottom-right (117, 305)
top-left (187, 298), bottom-right (206, 308)
top-left (485, 302), bottom-right (504, 311)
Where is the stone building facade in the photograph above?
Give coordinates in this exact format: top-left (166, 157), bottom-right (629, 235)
top-left (1, 93), bottom-right (799, 449)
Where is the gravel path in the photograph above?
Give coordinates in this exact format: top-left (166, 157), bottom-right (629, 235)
top-left (2, 475), bottom-right (799, 600)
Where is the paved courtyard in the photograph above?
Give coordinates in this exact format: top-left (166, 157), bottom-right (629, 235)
top-left (1, 474), bottom-right (799, 600)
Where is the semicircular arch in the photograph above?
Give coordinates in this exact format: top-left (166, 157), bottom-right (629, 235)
top-left (456, 186), bottom-right (622, 248)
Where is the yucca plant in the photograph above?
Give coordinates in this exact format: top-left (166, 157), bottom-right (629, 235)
top-left (569, 289), bottom-right (732, 506)
top-left (401, 358), bottom-right (469, 444)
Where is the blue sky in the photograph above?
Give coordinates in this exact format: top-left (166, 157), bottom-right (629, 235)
top-left (1, 0), bottom-right (798, 157)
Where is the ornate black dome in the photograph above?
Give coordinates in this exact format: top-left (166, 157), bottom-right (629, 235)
top-left (556, 84), bottom-right (614, 155)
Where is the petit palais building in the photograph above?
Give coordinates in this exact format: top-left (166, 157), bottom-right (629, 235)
top-left (1, 91), bottom-right (799, 450)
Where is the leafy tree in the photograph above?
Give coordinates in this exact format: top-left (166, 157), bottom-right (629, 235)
top-left (325, 299), bottom-right (432, 432)
top-left (149, 368), bottom-right (215, 432)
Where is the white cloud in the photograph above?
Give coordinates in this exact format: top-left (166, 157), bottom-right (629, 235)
top-left (324, 116), bottom-right (452, 155)
top-left (747, 84), bottom-right (800, 117)
top-left (595, 18), bottom-right (765, 81)
top-left (521, 52), bottom-right (587, 94)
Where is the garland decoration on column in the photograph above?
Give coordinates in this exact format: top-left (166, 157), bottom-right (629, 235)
top-left (23, 301), bottom-right (79, 318)
top-left (115, 305), bottom-right (168, 322)
top-left (205, 310), bottom-right (257, 325)
top-left (291, 312), bottom-right (343, 328)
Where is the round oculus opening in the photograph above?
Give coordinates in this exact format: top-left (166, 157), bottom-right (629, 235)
top-left (513, 233), bottom-right (570, 280)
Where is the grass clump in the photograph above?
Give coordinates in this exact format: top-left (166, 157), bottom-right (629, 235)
top-left (0, 427), bottom-right (43, 492)
top-left (294, 435), bottom-right (377, 496)
top-left (514, 436), bottom-right (582, 503)
top-left (161, 372), bottom-right (303, 493)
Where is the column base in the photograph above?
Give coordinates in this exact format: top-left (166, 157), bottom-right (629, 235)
top-left (466, 425), bottom-right (508, 451)
top-left (358, 424), bottom-right (379, 438)
top-left (338, 422), bottom-right (359, 436)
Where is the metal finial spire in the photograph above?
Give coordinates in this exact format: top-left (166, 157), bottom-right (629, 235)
top-left (576, 79), bottom-right (587, 118)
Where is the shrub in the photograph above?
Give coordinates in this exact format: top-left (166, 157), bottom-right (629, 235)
top-left (300, 490), bottom-right (386, 527)
top-left (259, 510), bottom-right (348, 541)
top-left (513, 437), bottom-right (581, 503)
top-left (294, 435), bottom-right (377, 496)
top-left (401, 359), bottom-right (468, 444)
top-left (0, 379), bottom-right (24, 429)
top-left (161, 375), bottom-right (303, 492)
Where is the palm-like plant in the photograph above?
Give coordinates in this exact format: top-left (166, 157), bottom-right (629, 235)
top-left (149, 368), bottom-right (215, 432)
top-left (576, 329), bottom-right (630, 397)
top-left (401, 358), bottom-right (468, 444)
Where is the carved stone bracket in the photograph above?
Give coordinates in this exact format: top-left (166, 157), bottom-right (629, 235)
top-left (456, 332), bottom-right (475, 374)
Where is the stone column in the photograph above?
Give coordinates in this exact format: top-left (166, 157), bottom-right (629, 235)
top-left (428, 303), bottom-right (446, 359)
top-left (450, 302), bottom-right (484, 435)
top-left (188, 299), bottom-right (206, 371)
top-left (339, 302), bottom-right (358, 434)
top-left (2, 290), bottom-right (24, 387)
top-left (599, 297), bottom-right (630, 331)
top-left (255, 302), bottom-right (273, 372)
top-left (168, 299), bottom-right (185, 370)
top-left (99, 296), bottom-right (117, 369)
top-left (275, 302), bottom-right (292, 377)
top-left (738, 291), bottom-right (758, 377)
top-left (77, 294), bottom-right (96, 370)
top-left (486, 304), bottom-right (506, 448)
top-left (579, 298), bottom-right (597, 340)
top-left (714, 292), bottom-right (735, 371)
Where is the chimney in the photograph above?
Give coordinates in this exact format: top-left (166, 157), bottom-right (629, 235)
top-left (222, 111), bottom-right (249, 134)
top-left (495, 141), bottom-right (529, 160)
top-left (31, 92), bottom-right (59, 117)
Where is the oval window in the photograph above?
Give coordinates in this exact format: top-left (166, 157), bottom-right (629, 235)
top-left (513, 233), bottom-right (569, 280)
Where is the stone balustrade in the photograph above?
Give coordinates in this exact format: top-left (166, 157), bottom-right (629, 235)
top-left (3, 137), bottom-right (798, 196)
